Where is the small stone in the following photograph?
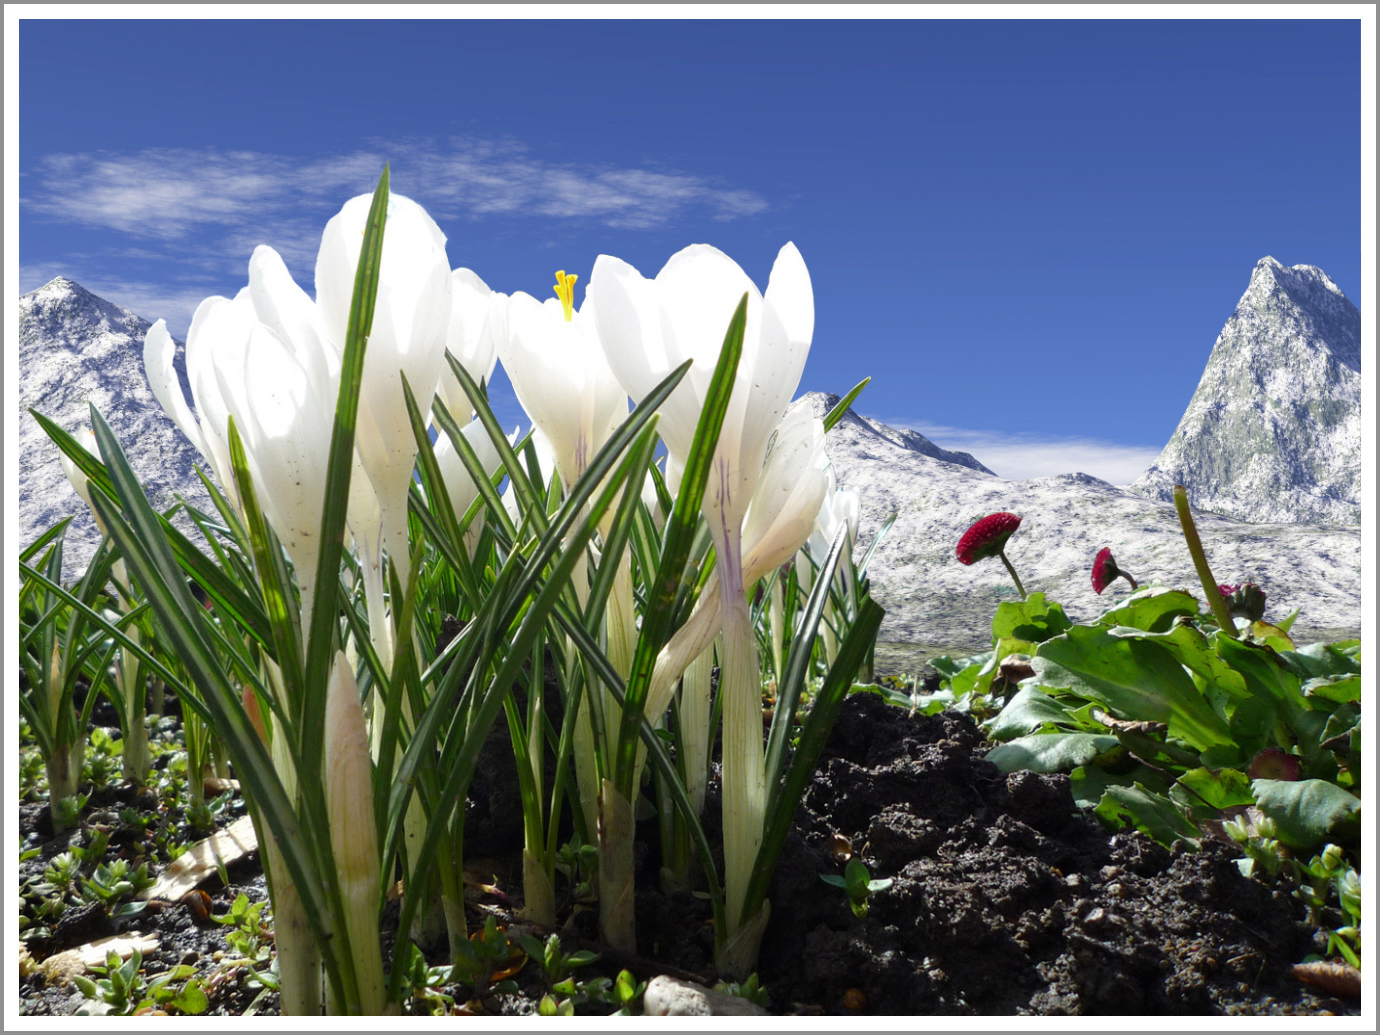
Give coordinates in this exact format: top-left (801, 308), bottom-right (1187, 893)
top-left (643, 975), bottom-right (768, 1016)
top-left (1099, 865), bottom-right (1121, 880)
top-left (1106, 882), bottom-right (1127, 898)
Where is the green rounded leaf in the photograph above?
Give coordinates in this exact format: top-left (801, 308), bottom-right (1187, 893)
top-left (984, 685), bottom-right (1077, 741)
top-left (1170, 767), bottom-right (1254, 812)
top-left (1094, 783), bottom-right (1200, 847)
top-left (1302, 673), bottom-right (1361, 705)
top-left (984, 732), bottom-right (1121, 774)
top-left (991, 592), bottom-right (1072, 643)
top-left (174, 982), bottom-right (209, 1015)
top-left (1037, 626), bottom-right (1232, 750)
top-left (1098, 587), bottom-right (1199, 633)
top-left (1252, 778), bottom-right (1361, 849)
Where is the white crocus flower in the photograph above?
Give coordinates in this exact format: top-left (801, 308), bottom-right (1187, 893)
top-left (494, 271), bottom-right (635, 941)
top-left (801, 469), bottom-right (862, 666)
top-left (436, 268), bottom-right (504, 423)
top-left (216, 259), bottom-right (342, 633)
top-left (495, 272), bottom-right (628, 498)
top-left (590, 243), bottom-right (811, 532)
top-left (58, 426), bottom-right (105, 535)
top-left (315, 193), bottom-right (453, 601)
top-left (589, 242), bottom-right (816, 968)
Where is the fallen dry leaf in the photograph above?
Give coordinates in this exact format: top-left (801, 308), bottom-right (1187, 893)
top-left (140, 815), bottom-right (257, 902)
top-left (1293, 960), bottom-right (1361, 999)
top-left (41, 933), bottom-right (160, 986)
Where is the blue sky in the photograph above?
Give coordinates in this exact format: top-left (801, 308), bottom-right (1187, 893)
top-left (17, 15), bottom-right (1363, 484)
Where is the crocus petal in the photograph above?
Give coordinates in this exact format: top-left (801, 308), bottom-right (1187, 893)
top-left (143, 319), bottom-right (211, 465)
top-left (59, 427), bottom-right (103, 529)
top-left (743, 242), bottom-right (814, 482)
top-left (497, 291), bottom-right (627, 493)
top-left (435, 418), bottom-right (511, 554)
top-left (186, 292), bottom-right (257, 504)
top-left (741, 402), bottom-right (828, 581)
top-left (220, 321), bottom-right (337, 594)
top-left (436, 269), bottom-right (503, 421)
top-left (316, 192), bottom-right (454, 592)
top-left (248, 245), bottom-right (339, 390)
top-left (589, 254), bottom-right (701, 466)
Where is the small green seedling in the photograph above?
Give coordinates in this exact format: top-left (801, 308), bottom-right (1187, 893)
top-left (518, 931), bottom-right (600, 987)
top-left (212, 893), bottom-right (276, 987)
top-left (73, 947), bottom-right (208, 1016)
top-left (554, 837), bottom-right (600, 904)
top-left (715, 973), bottom-right (770, 1008)
top-left (397, 942), bottom-right (455, 1016)
top-left (821, 857), bottom-right (892, 918)
top-left (449, 914), bottom-right (522, 997)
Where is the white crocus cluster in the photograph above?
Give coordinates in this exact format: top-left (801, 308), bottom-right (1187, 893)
top-left (142, 184), bottom-right (832, 984)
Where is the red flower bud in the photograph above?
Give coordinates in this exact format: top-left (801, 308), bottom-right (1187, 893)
top-left (1249, 747), bottom-right (1300, 782)
top-left (1219, 583), bottom-right (1267, 622)
top-left (1092, 548), bottom-right (1119, 595)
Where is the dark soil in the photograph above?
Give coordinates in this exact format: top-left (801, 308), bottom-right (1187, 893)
top-left (17, 691), bottom-right (1348, 1016)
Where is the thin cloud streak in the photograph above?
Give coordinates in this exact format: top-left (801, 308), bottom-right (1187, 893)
top-left (25, 139), bottom-right (769, 238)
top-left (879, 418), bottom-right (1162, 486)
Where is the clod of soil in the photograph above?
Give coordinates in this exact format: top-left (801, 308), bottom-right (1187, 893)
top-left (739, 691), bottom-right (1338, 1015)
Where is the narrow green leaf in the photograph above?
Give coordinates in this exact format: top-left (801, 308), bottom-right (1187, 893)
top-left (83, 410), bottom-right (346, 998)
top-left (744, 598), bottom-right (884, 926)
top-left (301, 163), bottom-right (389, 796)
top-left (822, 377), bottom-right (870, 432)
top-left (764, 524), bottom-right (848, 799)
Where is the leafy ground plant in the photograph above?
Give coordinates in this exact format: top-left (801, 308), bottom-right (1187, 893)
top-left (918, 493), bottom-right (1361, 976)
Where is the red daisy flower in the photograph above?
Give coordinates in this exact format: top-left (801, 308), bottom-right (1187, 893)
top-left (956, 512), bottom-right (1022, 566)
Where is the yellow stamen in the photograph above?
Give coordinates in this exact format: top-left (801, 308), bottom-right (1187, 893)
top-left (553, 270), bottom-right (578, 322)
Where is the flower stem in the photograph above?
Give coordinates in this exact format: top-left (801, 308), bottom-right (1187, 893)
top-left (998, 549), bottom-right (1027, 600)
top-left (716, 525), bottom-right (765, 943)
top-left (1172, 485), bottom-right (1237, 638)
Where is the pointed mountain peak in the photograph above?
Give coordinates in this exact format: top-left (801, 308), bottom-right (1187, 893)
top-left (20, 276), bottom-right (153, 343)
top-left (1128, 257), bottom-right (1360, 524)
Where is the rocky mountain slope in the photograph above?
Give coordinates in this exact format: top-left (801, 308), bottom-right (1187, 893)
top-left (18, 278), bottom-right (212, 580)
top-left (1128, 257), bottom-right (1361, 525)
top-left (811, 392), bottom-right (1361, 649)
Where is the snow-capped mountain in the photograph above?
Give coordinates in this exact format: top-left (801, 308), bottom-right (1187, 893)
top-left (18, 277), bottom-right (213, 581)
top-left (809, 392), bottom-right (1361, 649)
top-left (1128, 257), bottom-right (1361, 525)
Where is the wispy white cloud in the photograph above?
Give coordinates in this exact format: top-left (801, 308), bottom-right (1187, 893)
top-left (878, 418), bottom-right (1162, 486)
top-left (24, 139), bottom-right (768, 239)
top-left (22, 140), bottom-right (770, 336)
